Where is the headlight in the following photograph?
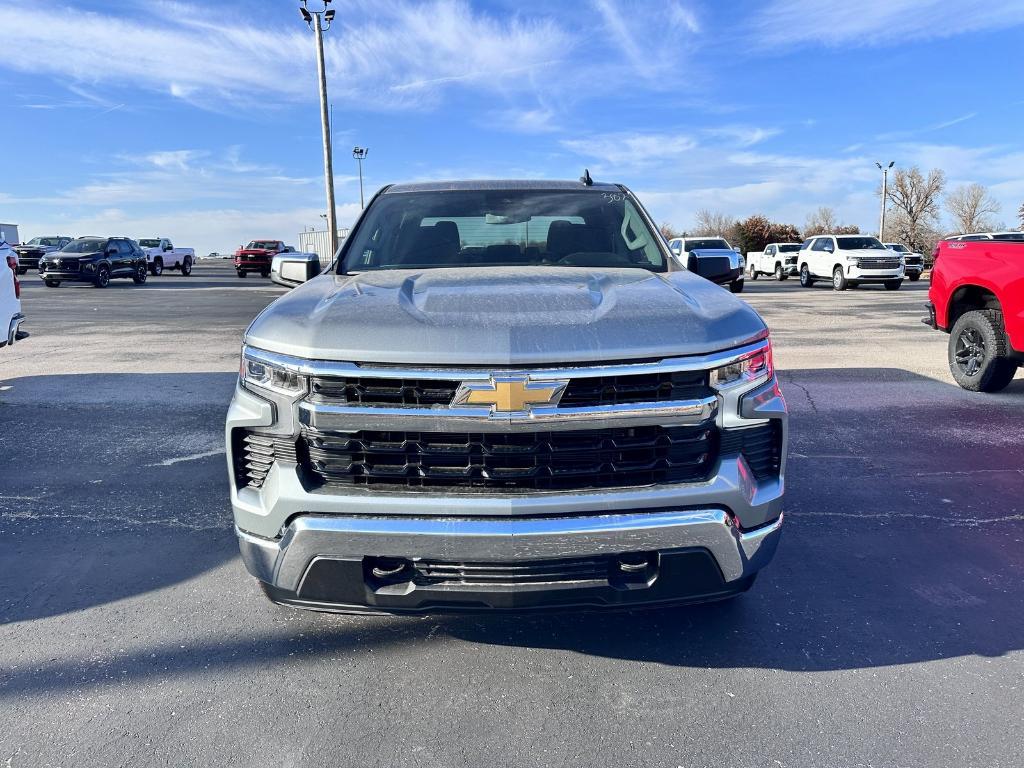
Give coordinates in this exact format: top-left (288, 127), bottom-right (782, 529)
top-left (710, 341), bottom-right (773, 389)
top-left (239, 346), bottom-right (307, 395)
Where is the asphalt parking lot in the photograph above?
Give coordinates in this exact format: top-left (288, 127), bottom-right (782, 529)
top-left (2, 263), bottom-right (1023, 767)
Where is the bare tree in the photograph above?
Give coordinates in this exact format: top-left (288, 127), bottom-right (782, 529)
top-left (803, 206), bottom-right (837, 237)
top-left (692, 209), bottom-right (737, 237)
top-left (659, 222), bottom-right (683, 240)
top-left (1018, 201), bottom-right (1024, 230)
top-left (885, 166), bottom-right (945, 252)
top-left (945, 183), bottom-right (1000, 234)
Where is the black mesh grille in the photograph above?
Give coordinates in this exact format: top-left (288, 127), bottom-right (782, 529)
top-left (414, 557), bottom-right (611, 586)
top-left (308, 369), bottom-right (710, 408)
top-left (856, 259), bottom-right (901, 270)
top-left (233, 431), bottom-right (298, 489)
top-left (300, 425), bottom-right (718, 492)
top-left (719, 422), bottom-right (782, 480)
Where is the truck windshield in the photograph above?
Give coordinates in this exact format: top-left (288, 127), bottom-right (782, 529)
top-left (886, 244), bottom-right (909, 253)
top-left (683, 239), bottom-right (730, 251)
top-left (246, 241), bottom-right (279, 250)
top-left (837, 237), bottom-right (885, 250)
top-left (61, 238), bottom-right (106, 253)
top-left (341, 189), bottom-right (667, 273)
top-left (777, 244), bottom-right (801, 253)
top-left (27, 237), bottom-right (62, 247)
top-left (138, 239), bottom-right (160, 247)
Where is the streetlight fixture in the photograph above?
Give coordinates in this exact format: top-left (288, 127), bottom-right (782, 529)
top-left (300, 0), bottom-right (339, 255)
top-left (352, 146), bottom-right (369, 209)
top-left (876, 160), bottom-right (895, 240)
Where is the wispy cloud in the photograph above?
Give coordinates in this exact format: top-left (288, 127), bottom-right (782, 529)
top-left (750, 0), bottom-right (1024, 47)
top-left (703, 126), bottom-right (781, 147)
top-left (562, 132), bottom-right (698, 167)
top-left (876, 111), bottom-right (978, 141)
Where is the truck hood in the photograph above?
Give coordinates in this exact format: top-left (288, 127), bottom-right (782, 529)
top-left (245, 266), bottom-right (767, 365)
top-left (688, 248), bottom-right (738, 257)
top-left (16, 245), bottom-right (57, 253)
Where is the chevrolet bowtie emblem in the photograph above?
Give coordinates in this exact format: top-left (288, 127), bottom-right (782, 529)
top-left (453, 376), bottom-right (568, 414)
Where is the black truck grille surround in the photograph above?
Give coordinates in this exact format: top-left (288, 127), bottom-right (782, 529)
top-left (718, 422), bottom-right (783, 480)
top-left (308, 369), bottom-right (710, 408)
top-left (300, 425), bottom-right (718, 492)
top-left (234, 431), bottom-right (299, 489)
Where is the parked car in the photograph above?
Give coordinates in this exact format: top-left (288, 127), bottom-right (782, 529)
top-left (925, 238), bottom-right (1023, 392)
top-left (12, 236), bottom-right (73, 274)
top-left (39, 237), bottom-right (148, 288)
top-left (235, 240), bottom-right (286, 277)
top-left (667, 236), bottom-right (745, 292)
top-left (945, 231), bottom-right (1024, 242)
top-left (137, 238), bottom-right (195, 276)
top-left (1, 238), bottom-right (26, 348)
top-left (227, 178), bottom-right (786, 614)
top-left (747, 242), bottom-right (801, 281)
top-left (798, 234), bottom-right (904, 291)
top-left (883, 243), bottom-right (924, 281)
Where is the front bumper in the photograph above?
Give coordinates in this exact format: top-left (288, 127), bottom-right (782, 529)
top-left (16, 253), bottom-right (44, 269)
top-left (238, 509), bottom-right (782, 613)
top-left (846, 265), bottom-right (904, 281)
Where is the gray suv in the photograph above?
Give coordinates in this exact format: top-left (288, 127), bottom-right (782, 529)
top-left (227, 179), bottom-right (787, 613)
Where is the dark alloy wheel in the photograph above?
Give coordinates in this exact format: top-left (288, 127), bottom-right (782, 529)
top-left (799, 264), bottom-right (814, 287)
top-left (948, 310), bottom-right (1018, 392)
top-left (94, 265), bottom-right (110, 288)
top-left (151, 257), bottom-right (163, 276)
top-left (132, 265), bottom-right (148, 285)
top-left (181, 256), bottom-right (193, 276)
top-left (775, 264), bottom-right (786, 281)
top-left (832, 266), bottom-right (848, 291)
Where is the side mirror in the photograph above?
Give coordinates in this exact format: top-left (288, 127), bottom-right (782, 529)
top-left (164, 244), bottom-right (172, 251)
top-left (271, 252), bottom-right (321, 288)
top-left (733, 246), bottom-right (741, 253)
top-left (687, 253), bottom-right (734, 284)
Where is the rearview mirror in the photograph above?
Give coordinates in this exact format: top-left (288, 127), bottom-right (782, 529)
top-left (271, 252), bottom-right (321, 288)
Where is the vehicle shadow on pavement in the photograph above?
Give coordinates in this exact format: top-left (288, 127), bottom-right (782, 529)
top-left (0, 372), bottom-right (240, 625)
top-left (1, 367), bottom-right (1022, 698)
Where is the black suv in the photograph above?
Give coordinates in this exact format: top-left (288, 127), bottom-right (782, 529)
top-left (40, 237), bottom-right (148, 288)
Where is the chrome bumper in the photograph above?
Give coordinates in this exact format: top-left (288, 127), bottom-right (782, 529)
top-left (237, 508), bottom-right (783, 609)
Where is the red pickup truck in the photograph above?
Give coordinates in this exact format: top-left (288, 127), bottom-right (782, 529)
top-left (926, 238), bottom-right (1023, 391)
top-left (234, 239), bottom-right (285, 278)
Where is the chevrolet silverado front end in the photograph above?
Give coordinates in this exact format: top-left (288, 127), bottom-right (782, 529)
top-left (226, 180), bottom-right (787, 613)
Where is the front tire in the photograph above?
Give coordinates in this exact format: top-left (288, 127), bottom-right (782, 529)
top-left (181, 256), bottom-right (193, 276)
top-left (44, 279), bottom-right (60, 287)
top-left (832, 266), bottom-right (848, 291)
top-left (799, 264), bottom-right (814, 287)
top-left (16, 266), bottom-right (27, 275)
top-left (775, 264), bottom-right (787, 281)
top-left (884, 279), bottom-right (903, 291)
top-left (748, 264), bottom-right (758, 280)
top-left (236, 270), bottom-right (246, 278)
top-left (151, 257), bottom-right (163, 276)
top-left (948, 310), bottom-right (1018, 392)
top-left (908, 273), bottom-right (921, 282)
top-left (93, 266), bottom-right (110, 288)
top-left (729, 279), bottom-right (744, 294)
top-left (132, 265), bottom-right (148, 284)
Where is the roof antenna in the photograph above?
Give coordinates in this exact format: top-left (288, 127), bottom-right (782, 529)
top-left (580, 168), bottom-right (593, 186)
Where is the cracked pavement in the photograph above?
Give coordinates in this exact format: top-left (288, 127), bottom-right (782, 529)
top-left (2, 264), bottom-right (1023, 767)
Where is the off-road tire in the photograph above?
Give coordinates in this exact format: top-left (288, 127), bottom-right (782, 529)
top-left (908, 273), bottom-right (921, 282)
top-left (181, 257), bottom-right (193, 276)
top-left (948, 310), bottom-right (1018, 392)
top-left (748, 263), bottom-right (758, 280)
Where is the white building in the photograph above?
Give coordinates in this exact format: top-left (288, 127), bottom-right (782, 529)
top-left (0, 223), bottom-right (19, 245)
top-left (298, 228), bottom-right (349, 267)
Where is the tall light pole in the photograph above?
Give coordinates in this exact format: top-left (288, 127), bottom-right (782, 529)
top-left (353, 146), bottom-right (369, 209)
top-left (300, 1), bottom-right (338, 255)
top-left (876, 161), bottom-right (895, 240)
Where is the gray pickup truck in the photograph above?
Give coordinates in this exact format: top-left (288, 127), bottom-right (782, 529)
top-left (227, 179), bottom-right (787, 613)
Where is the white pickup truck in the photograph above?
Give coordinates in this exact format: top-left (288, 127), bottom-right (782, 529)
top-left (137, 238), bottom-right (195, 276)
top-left (747, 242), bottom-right (802, 281)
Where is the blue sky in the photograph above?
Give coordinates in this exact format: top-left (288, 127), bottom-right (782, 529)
top-left (1, 0), bottom-right (1023, 254)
